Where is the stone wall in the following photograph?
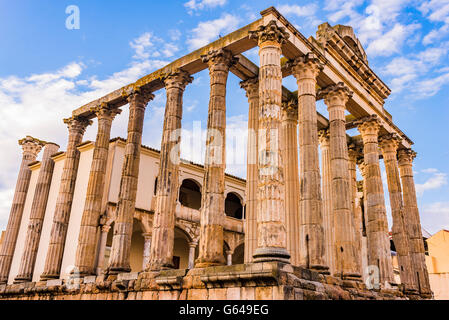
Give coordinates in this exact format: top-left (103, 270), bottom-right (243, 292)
top-left (0, 262), bottom-right (418, 300)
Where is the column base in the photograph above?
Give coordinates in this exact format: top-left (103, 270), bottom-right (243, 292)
top-left (106, 266), bottom-right (131, 275)
top-left (253, 247), bottom-right (291, 264)
top-left (13, 276), bottom-right (32, 284)
top-left (334, 272), bottom-right (362, 281)
top-left (40, 273), bottom-right (60, 281)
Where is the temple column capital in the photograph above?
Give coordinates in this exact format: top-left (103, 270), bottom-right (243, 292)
top-left (289, 53), bottom-right (323, 81)
top-left (356, 115), bottom-right (381, 140)
top-left (125, 86), bottom-right (155, 106)
top-left (318, 82), bottom-right (353, 106)
top-left (90, 103), bottom-right (122, 122)
top-left (281, 100), bottom-right (298, 121)
top-left (249, 20), bottom-right (289, 47)
top-left (201, 49), bottom-right (237, 71)
top-left (162, 69), bottom-right (194, 91)
top-left (240, 77), bottom-right (259, 99)
top-left (18, 136), bottom-right (45, 160)
top-left (379, 133), bottom-right (401, 157)
top-left (318, 129), bottom-right (330, 147)
top-left (398, 148), bottom-right (417, 166)
top-left (63, 116), bottom-right (92, 135)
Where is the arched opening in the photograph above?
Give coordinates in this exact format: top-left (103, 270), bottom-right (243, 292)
top-left (225, 192), bottom-right (243, 219)
top-left (179, 179), bottom-right (202, 210)
top-left (102, 219), bottom-right (145, 273)
top-left (232, 243), bottom-right (244, 265)
top-left (173, 227), bottom-right (195, 269)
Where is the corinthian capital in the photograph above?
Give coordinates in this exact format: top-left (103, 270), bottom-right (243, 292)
top-left (318, 129), bottom-right (330, 146)
top-left (162, 69), bottom-right (194, 91)
top-left (201, 49), bottom-right (237, 69)
top-left (126, 85), bottom-right (155, 106)
top-left (249, 20), bottom-right (290, 46)
top-left (317, 82), bottom-right (353, 106)
top-left (379, 133), bottom-right (401, 154)
top-left (240, 77), bottom-right (259, 98)
top-left (63, 116), bottom-right (92, 135)
top-left (288, 53), bottom-right (323, 80)
top-left (91, 103), bottom-right (122, 121)
top-left (281, 100), bottom-right (298, 121)
top-left (18, 136), bottom-right (45, 159)
top-left (398, 148), bottom-right (417, 166)
top-left (355, 115), bottom-right (381, 139)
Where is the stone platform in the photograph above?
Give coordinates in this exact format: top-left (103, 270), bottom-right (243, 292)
top-left (0, 262), bottom-right (423, 300)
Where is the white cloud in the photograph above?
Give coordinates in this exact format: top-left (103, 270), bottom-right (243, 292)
top-left (186, 13), bottom-right (240, 50)
top-left (365, 23), bottom-right (420, 56)
top-left (184, 0), bottom-right (227, 14)
top-left (420, 0), bottom-right (449, 45)
top-left (381, 42), bottom-right (449, 96)
top-left (278, 4), bottom-right (318, 17)
top-left (421, 201), bottom-right (449, 233)
top-left (416, 169), bottom-right (448, 196)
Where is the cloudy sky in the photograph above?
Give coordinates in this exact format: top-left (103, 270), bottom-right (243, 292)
top-left (0, 0), bottom-right (448, 235)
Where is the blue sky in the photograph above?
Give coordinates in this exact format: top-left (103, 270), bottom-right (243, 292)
top-left (0, 0), bottom-right (448, 235)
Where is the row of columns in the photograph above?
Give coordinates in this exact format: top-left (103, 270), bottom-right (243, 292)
top-left (0, 20), bottom-right (431, 297)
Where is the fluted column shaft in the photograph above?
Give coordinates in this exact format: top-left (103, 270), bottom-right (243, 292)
top-left (75, 104), bottom-right (121, 276)
top-left (318, 130), bottom-right (335, 274)
top-left (107, 89), bottom-right (154, 274)
top-left (240, 77), bottom-right (259, 264)
top-left (248, 21), bottom-right (290, 263)
top-left (41, 117), bottom-right (91, 280)
top-left (320, 83), bottom-right (360, 279)
top-left (148, 70), bottom-right (192, 271)
top-left (95, 224), bottom-right (110, 275)
top-left (291, 53), bottom-right (327, 272)
top-left (348, 147), bottom-right (363, 277)
top-left (15, 142), bottom-right (60, 283)
top-left (281, 101), bottom-right (300, 266)
top-left (398, 149), bottom-right (432, 296)
top-left (357, 116), bottom-right (394, 286)
top-left (380, 137), bottom-right (416, 292)
top-left (196, 49), bottom-right (235, 268)
top-left (0, 137), bottom-right (43, 284)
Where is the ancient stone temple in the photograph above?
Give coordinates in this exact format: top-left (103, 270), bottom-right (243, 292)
top-left (0, 7), bottom-right (432, 300)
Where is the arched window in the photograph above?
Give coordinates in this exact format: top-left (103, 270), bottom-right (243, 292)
top-left (179, 179), bottom-right (202, 210)
top-left (154, 177), bottom-right (158, 196)
top-left (225, 192), bottom-right (243, 219)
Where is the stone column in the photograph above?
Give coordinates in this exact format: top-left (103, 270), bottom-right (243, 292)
top-left (195, 49), bottom-right (236, 268)
top-left (0, 137), bottom-right (43, 284)
top-left (281, 100), bottom-right (300, 266)
top-left (148, 70), bottom-right (193, 271)
top-left (142, 233), bottom-right (152, 271)
top-left (249, 21), bottom-right (290, 263)
top-left (226, 250), bottom-right (233, 266)
top-left (95, 224), bottom-right (111, 275)
top-left (107, 88), bottom-right (154, 274)
top-left (348, 145), bottom-right (363, 277)
top-left (41, 116), bottom-right (91, 280)
top-left (356, 115), bottom-right (394, 286)
top-left (398, 148), bottom-right (432, 297)
top-left (290, 52), bottom-right (327, 272)
top-left (240, 77), bottom-right (259, 264)
top-left (75, 104), bottom-right (121, 276)
top-left (319, 83), bottom-right (360, 280)
top-left (14, 142), bottom-right (60, 283)
top-left (318, 129), bottom-right (335, 275)
top-left (188, 241), bottom-right (197, 269)
top-left (380, 135), bottom-right (416, 292)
